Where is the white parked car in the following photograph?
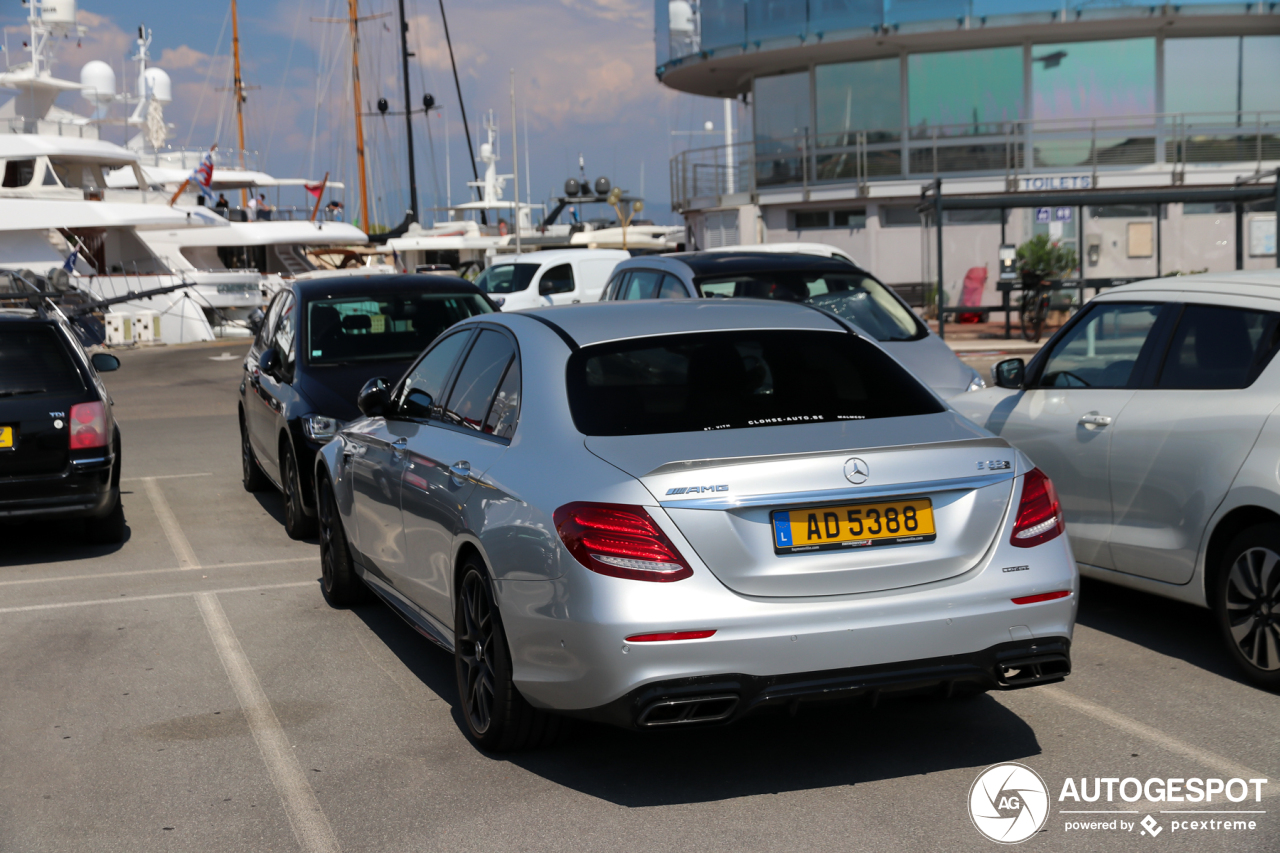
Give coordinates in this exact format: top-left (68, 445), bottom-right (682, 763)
top-left (474, 248), bottom-right (629, 310)
top-left (956, 270), bottom-right (1280, 689)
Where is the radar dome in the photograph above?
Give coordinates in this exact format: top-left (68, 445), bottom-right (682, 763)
top-left (140, 67), bottom-right (172, 104)
top-left (479, 142), bottom-right (493, 160)
top-left (593, 176), bottom-right (611, 196)
top-left (41, 0), bottom-right (77, 27)
top-left (669, 0), bottom-right (695, 33)
top-left (564, 178), bottom-right (581, 196)
top-left (80, 61), bottom-right (116, 102)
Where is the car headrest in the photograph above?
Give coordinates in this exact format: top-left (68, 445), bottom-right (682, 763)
top-left (341, 314), bottom-right (372, 332)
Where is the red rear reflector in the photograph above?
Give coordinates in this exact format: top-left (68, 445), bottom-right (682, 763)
top-left (68, 401), bottom-right (109, 450)
top-left (1012, 590), bottom-right (1072, 605)
top-left (553, 502), bottom-right (693, 582)
top-left (1010, 467), bottom-right (1065, 548)
top-left (626, 630), bottom-right (716, 643)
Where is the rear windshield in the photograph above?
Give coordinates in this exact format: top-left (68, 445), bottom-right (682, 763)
top-left (0, 325), bottom-right (85, 398)
top-left (567, 329), bottom-right (943, 436)
top-left (694, 271), bottom-right (922, 342)
top-left (476, 263), bottom-right (538, 295)
top-left (306, 292), bottom-right (491, 365)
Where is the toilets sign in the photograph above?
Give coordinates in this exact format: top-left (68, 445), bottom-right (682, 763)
top-left (1020, 175), bottom-right (1092, 191)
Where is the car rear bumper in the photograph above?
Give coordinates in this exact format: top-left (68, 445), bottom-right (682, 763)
top-left (498, 527), bottom-right (1078, 716)
top-left (0, 455), bottom-right (118, 521)
top-left (567, 637), bottom-right (1071, 730)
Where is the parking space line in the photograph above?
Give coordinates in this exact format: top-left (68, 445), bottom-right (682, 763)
top-left (0, 557), bottom-right (316, 587)
top-left (122, 472), bottom-right (213, 482)
top-left (0, 581), bottom-right (314, 614)
top-left (1038, 686), bottom-right (1270, 783)
top-left (196, 592), bottom-right (341, 853)
top-left (141, 477), bottom-right (199, 569)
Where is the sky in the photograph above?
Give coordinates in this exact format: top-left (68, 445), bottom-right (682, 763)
top-left (0, 0), bottom-right (738, 226)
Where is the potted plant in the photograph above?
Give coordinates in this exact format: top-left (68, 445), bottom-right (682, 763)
top-left (1016, 234), bottom-right (1078, 287)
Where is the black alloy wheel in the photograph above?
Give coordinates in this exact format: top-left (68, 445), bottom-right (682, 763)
top-left (317, 474), bottom-right (366, 606)
top-left (1216, 524), bottom-right (1280, 690)
top-left (241, 416), bottom-right (270, 492)
top-left (281, 444), bottom-right (316, 539)
top-left (454, 562), bottom-right (563, 751)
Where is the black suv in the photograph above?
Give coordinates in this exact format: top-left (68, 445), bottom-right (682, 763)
top-left (0, 307), bottom-right (124, 542)
top-left (239, 275), bottom-right (495, 538)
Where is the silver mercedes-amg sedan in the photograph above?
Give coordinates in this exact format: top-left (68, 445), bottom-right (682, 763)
top-left (314, 300), bottom-right (1078, 750)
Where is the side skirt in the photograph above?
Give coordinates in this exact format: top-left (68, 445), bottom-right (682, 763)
top-left (357, 566), bottom-right (456, 653)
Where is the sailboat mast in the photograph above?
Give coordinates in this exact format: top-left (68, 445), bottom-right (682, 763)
top-left (396, 0), bottom-right (419, 223)
top-left (348, 0), bottom-right (371, 234)
top-left (230, 0), bottom-right (248, 208)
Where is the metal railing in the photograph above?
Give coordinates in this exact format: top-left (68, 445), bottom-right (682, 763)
top-left (670, 110), bottom-right (1280, 210)
top-left (133, 147), bottom-right (261, 173)
top-left (1, 117), bottom-right (99, 139)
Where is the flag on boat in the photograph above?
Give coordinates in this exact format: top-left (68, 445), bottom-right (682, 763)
top-left (189, 148), bottom-right (216, 202)
top-left (62, 250), bottom-right (78, 273)
top-left (305, 181), bottom-right (325, 201)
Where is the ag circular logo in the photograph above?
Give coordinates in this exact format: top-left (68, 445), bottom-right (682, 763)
top-left (844, 457), bottom-right (869, 484)
top-left (968, 762), bottom-right (1050, 844)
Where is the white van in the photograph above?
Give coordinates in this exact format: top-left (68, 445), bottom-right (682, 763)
top-left (474, 249), bottom-right (629, 310)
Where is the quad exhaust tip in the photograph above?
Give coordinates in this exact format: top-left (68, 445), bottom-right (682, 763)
top-left (638, 694), bottom-right (739, 727)
top-left (997, 654), bottom-right (1071, 687)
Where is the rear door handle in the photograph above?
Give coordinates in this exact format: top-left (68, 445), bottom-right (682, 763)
top-left (449, 460), bottom-right (471, 484)
top-left (1078, 414), bottom-right (1113, 426)
top-left (392, 436), bottom-right (408, 455)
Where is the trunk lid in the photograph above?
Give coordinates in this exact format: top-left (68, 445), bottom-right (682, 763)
top-left (585, 413), bottom-right (1019, 597)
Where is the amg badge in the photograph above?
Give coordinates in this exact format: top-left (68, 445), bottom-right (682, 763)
top-left (666, 485), bottom-right (729, 495)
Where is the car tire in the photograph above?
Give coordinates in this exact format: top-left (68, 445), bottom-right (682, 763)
top-left (317, 473), bottom-right (367, 607)
top-left (241, 415), bottom-right (270, 493)
top-left (84, 493), bottom-right (125, 544)
top-left (281, 443), bottom-right (316, 540)
top-left (1214, 524), bottom-right (1280, 691)
top-left (454, 561), bottom-right (562, 751)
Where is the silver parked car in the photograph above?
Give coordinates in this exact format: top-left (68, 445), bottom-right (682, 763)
top-left (315, 300), bottom-right (1077, 750)
top-left (600, 251), bottom-right (987, 399)
top-left (957, 271), bottom-right (1280, 689)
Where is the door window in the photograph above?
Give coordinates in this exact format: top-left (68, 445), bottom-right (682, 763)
top-left (397, 330), bottom-right (471, 419)
top-left (259, 291), bottom-right (288, 347)
top-left (1037, 303), bottom-right (1162, 388)
top-left (1156, 304), bottom-right (1280, 390)
top-left (620, 269), bottom-right (663, 299)
top-left (484, 358), bottom-right (521, 439)
top-left (539, 264), bottom-right (575, 295)
top-left (443, 330), bottom-right (516, 431)
top-left (658, 275), bottom-right (690, 299)
top-left (271, 293), bottom-right (297, 375)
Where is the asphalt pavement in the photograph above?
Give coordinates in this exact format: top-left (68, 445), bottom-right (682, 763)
top-left (1, 341), bottom-right (1275, 853)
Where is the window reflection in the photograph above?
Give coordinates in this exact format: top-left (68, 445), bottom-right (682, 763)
top-left (1031, 38), bottom-right (1154, 122)
top-left (908, 47), bottom-right (1023, 138)
top-left (816, 58), bottom-right (901, 145)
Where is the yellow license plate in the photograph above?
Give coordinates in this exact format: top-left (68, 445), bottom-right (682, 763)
top-left (0, 426), bottom-right (12, 449)
top-left (772, 498), bottom-right (935, 553)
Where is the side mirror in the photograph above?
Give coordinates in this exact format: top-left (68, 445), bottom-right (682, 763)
top-left (992, 358), bottom-right (1026, 389)
top-left (257, 347), bottom-right (278, 377)
top-left (90, 352), bottom-right (120, 373)
top-left (357, 377), bottom-right (391, 417)
top-left (401, 388), bottom-right (434, 419)
top-left (539, 277), bottom-right (573, 296)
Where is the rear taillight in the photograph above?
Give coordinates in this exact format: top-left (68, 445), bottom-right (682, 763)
top-left (553, 502), bottom-right (693, 582)
top-left (1011, 467), bottom-right (1064, 548)
top-left (68, 401), bottom-right (109, 450)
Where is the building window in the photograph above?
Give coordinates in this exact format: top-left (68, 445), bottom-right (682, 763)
top-left (943, 209), bottom-right (1003, 225)
top-left (1031, 38), bottom-right (1155, 122)
top-left (1091, 205), bottom-right (1156, 219)
top-left (834, 209), bottom-right (866, 228)
top-left (753, 72), bottom-right (811, 148)
top-left (815, 57), bottom-right (901, 147)
top-left (1166, 36), bottom-right (1280, 116)
top-left (794, 211), bottom-right (830, 229)
top-left (1183, 202), bottom-right (1233, 216)
top-left (881, 207), bottom-right (921, 227)
top-left (908, 47), bottom-right (1023, 138)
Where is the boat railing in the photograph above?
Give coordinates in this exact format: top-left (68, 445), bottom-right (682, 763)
top-left (1, 117), bottom-right (100, 139)
top-left (133, 147), bottom-right (261, 173)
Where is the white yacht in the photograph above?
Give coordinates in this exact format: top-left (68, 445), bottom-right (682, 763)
top-left (0, 2), bottom-right (367, 341)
